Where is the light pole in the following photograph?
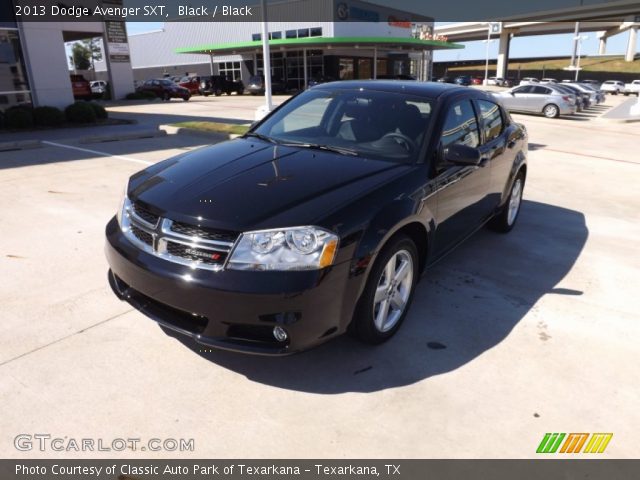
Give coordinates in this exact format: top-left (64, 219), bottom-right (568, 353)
top-left (483, 22), bottom-right (501, 85)
top-left (574, 35), bottom-right (588, 81)
top-left (483, 25), bottom-right (492, 85)
top-left (260, 0), bottom-right (273, 114)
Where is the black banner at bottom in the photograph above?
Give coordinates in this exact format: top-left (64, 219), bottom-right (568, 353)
top-left (2, 460), bottom-right (639, 480)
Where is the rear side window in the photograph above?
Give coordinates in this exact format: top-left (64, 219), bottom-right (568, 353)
top-left (477, 100), bottom-right (503, 143)
top-left (513, 86), bottom-right (531, 94)
top-left (441, 100), bottom-right (480, 148)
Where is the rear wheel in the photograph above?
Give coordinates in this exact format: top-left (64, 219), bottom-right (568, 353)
top-left (488, 172), bottom-right (525, 233)
top-left (543, 103), bottom-right (559, 118)
top-left (352, 235), bottom-right (418, 344)
top-left (214, 89), bottom-right (222, 96)
top-left (162, 92), bottom-right (170, 101)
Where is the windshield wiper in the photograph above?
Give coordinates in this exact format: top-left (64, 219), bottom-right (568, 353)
top-left (278, 142), bottom-right (359, 157)
top-left (244, 132), bottom-right (278, 144)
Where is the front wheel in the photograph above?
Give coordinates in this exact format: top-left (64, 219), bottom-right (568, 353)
top-left (488, 172), bottom-right (525, 233)
top-left (352, 235), bottom-right (418, 345)
top-left (543, 103), bottom-right (559, 118)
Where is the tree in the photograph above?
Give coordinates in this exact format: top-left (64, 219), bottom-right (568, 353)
top-left (71, 38), bottom-right (103, 71)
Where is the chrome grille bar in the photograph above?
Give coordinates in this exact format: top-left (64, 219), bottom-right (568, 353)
top-left (121, 199), bottom-right (237, 272)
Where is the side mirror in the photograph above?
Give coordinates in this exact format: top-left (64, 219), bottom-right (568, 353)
top-left (443, 144), bottom-right (482, 166)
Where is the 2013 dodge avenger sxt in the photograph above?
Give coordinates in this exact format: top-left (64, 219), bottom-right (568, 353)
top-left (105, 81), bottom-right (528, 355)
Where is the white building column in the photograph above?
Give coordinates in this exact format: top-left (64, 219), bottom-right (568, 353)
top-left (625, 26), bottom-right (637, 62)
top-left (496, 30), bottom-right (510, 79)
top-left (373, 47), bottom-right (377, 79)
top-left (209, 54), bottom-right (214, 75)
top-left (303, 48), bottom-right (308, 89)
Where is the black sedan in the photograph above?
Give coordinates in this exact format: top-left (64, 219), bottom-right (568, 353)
top-left (137, 78), bottom-right (190, 101)
top-left (105, 81), bottom-right (528, 355)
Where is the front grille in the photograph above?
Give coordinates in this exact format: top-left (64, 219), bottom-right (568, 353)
top-left (166, 242), bottom-right (228, 266)
top-left (122, 199), bottom-right (237, 271)
top-left (131, 225), bottom-right (153, 246)
top-left (133, 202), bottom-right (160, 226)
top-left (170, 221), bottom-right (237, 243)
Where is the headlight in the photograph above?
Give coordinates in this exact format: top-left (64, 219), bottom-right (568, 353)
top-left (227, 226), bottom-right (339, 271)
top-left (116, 182), bottom-right (131, 229)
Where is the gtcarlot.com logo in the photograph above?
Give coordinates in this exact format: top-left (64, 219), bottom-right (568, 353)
top-left (536, 433), bottom-right (613, 454)
top-left (14, 434), bottom-right (195, 452)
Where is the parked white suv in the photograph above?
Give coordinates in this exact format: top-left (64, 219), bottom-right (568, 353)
top-left (623, 80), bottom-right (640, 96)
top-left (600, 80), bottom-right (625, 95)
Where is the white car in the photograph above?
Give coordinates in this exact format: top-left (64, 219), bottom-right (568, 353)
top-left (90, 80), bottom-right (107, 95)
top-left (600, 80), bottom-right (625, 95)
top-left (623, 80), bottom-right (640, 96)
top-left (519, 77), bottom-right (540, 86)
top-left (487, 77), bottom-right (504, 86)
top-left (541, 78), bottom-right (558, 84)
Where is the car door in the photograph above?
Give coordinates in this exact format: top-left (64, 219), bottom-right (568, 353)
top-left (475, 98), bottom-right (513, 209)
top-left (508, 86), bottom-right (533, 111)
top-left (432, 97), bottom-right (492, 257)
top-left (530, 86), bottom-right (553, 111)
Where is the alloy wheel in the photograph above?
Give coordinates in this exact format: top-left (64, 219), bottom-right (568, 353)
top-left (372, 250), bottom-right (414, 333)
top-left (507, 178), bottom-right (523, 226)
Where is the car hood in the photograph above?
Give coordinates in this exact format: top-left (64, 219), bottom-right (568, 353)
top-left (128, 138), bottom-right (409, 232)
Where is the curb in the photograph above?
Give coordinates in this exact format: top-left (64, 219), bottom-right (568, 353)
top-left (0, 140), bottom-right (42, 152)
top-left (159, 124), bottom-right (242, 141)
top-left (79, 129), bottom-right (166, 144)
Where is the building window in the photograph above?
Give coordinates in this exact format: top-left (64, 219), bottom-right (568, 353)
top-left (252, 32), bottom-right (282, 41)
top-left (297, 28), bottom-right (309, 38)
top-left (310, 27), bottom-right (323, 37)
top-left (0, 29), bottom-right (32, 110)
top-left (285, 30), bottom-right (297, 39)
top-left (219, 61), bottom-right (242, 81)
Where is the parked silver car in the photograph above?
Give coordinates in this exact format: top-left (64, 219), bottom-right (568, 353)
top-left (564, 82), bottom-right (603, 105)
top-left (494, 84), bottom-right (577, 118)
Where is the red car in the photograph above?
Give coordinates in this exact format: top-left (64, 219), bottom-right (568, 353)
top-left (471, 77), bottom-right (483, 85)
top-left (178, 76), bottom-right (201, 95)
top-left (70, 74), bottom-right (92, 100)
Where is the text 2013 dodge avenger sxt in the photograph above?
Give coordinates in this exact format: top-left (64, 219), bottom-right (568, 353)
top-left (105, 81), bottom-right (527, 354)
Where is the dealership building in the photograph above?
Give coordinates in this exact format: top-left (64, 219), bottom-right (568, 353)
top-left (1, 0), bottom-right (462, 109)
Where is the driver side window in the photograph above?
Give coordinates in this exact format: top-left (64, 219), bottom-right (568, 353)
top-left (441, 100), bottom-right (480, 149)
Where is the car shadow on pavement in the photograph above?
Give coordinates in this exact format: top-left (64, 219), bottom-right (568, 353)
top-left (164, 200), bottom-right (588, 393)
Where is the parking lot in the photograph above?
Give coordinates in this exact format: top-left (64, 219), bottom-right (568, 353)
top-left (1, 93), bottom-right (639, 459)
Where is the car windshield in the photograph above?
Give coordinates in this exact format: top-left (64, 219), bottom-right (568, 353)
top-left (160, 80), bottom-right (173, 86)
top-left (251, 88), bottom-right (434, 163)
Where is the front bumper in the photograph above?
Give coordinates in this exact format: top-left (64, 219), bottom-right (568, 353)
top-left (105, 218), bottom-right (356, 355)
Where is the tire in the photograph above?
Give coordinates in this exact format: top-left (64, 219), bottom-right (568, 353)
top-left (488, 171), bottom-right (525, 233)
top-left (162, 92), bottom-right (170, 101)
top-left (214, 89), bottom-right (222, 96)
top-left (543, 103), bottom-right (559, 118)
top-left (203, 93), bottom-right (210, 97)
top-left (237, 88), bottom-right (244, 95)
top-left (351, 234), bottom-right (419, 345)
top-left (183, 96), bottom-right (190, 101)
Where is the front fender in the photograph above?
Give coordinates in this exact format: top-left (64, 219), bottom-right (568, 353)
top-left (350, 198), bottom-right (434, 297)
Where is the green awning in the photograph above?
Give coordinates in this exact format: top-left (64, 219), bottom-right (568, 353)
top-left (176, 36), bottom-right (464, 55)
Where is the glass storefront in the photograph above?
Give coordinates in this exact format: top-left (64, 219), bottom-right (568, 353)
top-left (257, 50), bottom-right (324, 89)
top-left (0, 28), bottom-right (32, 109)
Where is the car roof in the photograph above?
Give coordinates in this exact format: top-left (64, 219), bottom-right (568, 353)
top-left (312, 80), bottom-right (490, 100)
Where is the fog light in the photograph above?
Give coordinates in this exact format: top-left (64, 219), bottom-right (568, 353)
top-left (273, 326), bottom-right (288, 342)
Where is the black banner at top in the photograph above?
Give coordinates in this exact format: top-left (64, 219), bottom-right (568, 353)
top-left (5, 0), bottom-right (640, 23)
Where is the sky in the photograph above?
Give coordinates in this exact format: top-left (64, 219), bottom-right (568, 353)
top-left (124, 22), bottom-right (638, 62)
